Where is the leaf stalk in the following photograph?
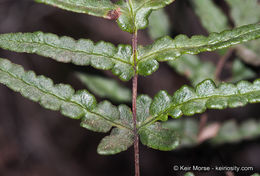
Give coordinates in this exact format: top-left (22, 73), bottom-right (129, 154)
top-left (132, 29), bottom-right (140, 176)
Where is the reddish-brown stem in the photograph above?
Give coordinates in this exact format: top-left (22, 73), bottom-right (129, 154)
top-left (215, 48), bottom-right (234, 82)
top-left (198, 113), bottom-right (208, 137)
top-left (132, 30), bottom-right (140, 176)
top-left (132, 73), bottom-right (139, 176)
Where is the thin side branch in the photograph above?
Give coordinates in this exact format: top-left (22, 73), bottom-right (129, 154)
top-left (198, 113), bottom-right (208, 137)
top-left (215, 48), bottom-right (234, 82)
top-left (197, 113), bottom-right (220, 143)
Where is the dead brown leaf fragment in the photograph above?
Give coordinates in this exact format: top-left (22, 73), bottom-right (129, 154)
top-left (198, 123), bottom-right (221, 143)
top-left (107, 8), bottom-right (121, 20)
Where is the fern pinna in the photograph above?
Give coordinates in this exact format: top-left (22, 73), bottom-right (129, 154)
top-left (0, 0), bottom-right (260, 175)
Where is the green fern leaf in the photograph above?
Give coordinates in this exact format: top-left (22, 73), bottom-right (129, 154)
top-left (192, 0), bottom-right (229, 32)
top-left (0, 32), bottom-right (134, 81)
top-left (0, 57), bottom-right (135, 154)
top-left (116, 0), bottom-right (175, 33)
top-left (162, 119), bottom-right (199, 147)
top-left (184, 173), bottom-right (195, 176)
top-left (192, 0), bottom-right (260, 66)
top-left (237, 43), bottom-right (260, 66)
top-left (35, 0), bottom-right (117, 19)
top-left (137, 95), bottom-right (178, 152)
top-left (148, 9), bottom-right (170, 40)
top-left (76, 72), bottom-right (131, 102)
top-left (139, 122), bottom-right (179, 151)
top-left (168, 55), bottom-right (215, 86)
top-left (232, 59), bottom-right (256, 82)
top-left (164, 118), bottom-right (260, 149)
top-left (226, 0), bottom-right (260, 27)
top-left (0, 58), bottom-right (133, 134)
top-left (169, 55), bottom-right (256, 85)
top-left (137, 23), bottom-right (260, 76)
top-left (98, 128), bottom-right (134, 155)
top-left (211, 119), bottom-right (260, 144)
top-left (139, 78), bottom-right (260, 128)
top-left (137, 95), bottom-right (152, 125)
top-left (35, 0), bottom-right (175, 33)
top-left (97, 105), bottom-right (134, 155)
top-left (164, 118), bottom-right (260, 148)
top-left (227, 0), bottom-right (260, 66)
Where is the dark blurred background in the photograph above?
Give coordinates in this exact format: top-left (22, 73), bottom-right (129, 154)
top-left (0, 0), bottom-right (260, 176)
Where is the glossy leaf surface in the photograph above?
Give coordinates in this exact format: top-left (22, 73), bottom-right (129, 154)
top-left (93, 104), bottom-right (134, 154)
top-left (139, 122), bottom-right (179, 151)
top-left (163, 119), bottom-right (199, 147)
top-left (76, 72), bottom-right (131, 102)
top-left (0, 58), bottom-right (133, 133)
top-left (136, 95), bottom-right (152, 125)
top-left (0, 32), bottom-right (134, 81)
top-left (137, 23), bottom-right (260, 76)
top-left (116, 0), bottom-right (175, 33)
top-left (35, 0), bottom-right (175, 33)
top-left (98, 128), bottom-right (134, 155)
top-left (139, 79), bottom-right (260, 128)
top-left (136, 95), bottom-right (180, 151)
top-left (35, 0), bottom-right (117, 19)
top-left (193, 0), bottom-right (260, 66)
top-left (227, 0), bottom-right (260, 66)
